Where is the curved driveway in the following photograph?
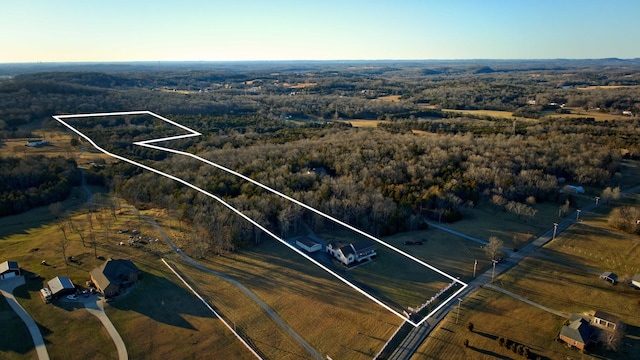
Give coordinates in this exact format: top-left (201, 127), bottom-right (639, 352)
top-left (82, 297), bottom-right (128, 360)
top-left (0, 276), bottom-right (50, 360)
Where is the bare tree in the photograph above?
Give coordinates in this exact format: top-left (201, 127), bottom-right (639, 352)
top-left (485, 236), bottom-right (503, 261)
top-left (57, 221), bottom-right (69, 266)
top-left (599, 324), bottom-right (625, 352)
top-left (601, 186), bottom-right (621, 204)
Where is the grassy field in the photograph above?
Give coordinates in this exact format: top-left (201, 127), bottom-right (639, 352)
top-left (415, 288), bottom-right (588, 360)
top-left (441, 109), bottom-right (519, 120)
top-left (336, 119), bottom-right (389, 127)
top-left (0, 199), bottom-right (254, 359)
top-left (0, 294), bottom-right (37, 359)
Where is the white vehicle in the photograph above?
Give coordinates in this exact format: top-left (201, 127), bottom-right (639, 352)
top-left (40, 288), bottom-right (52, 303)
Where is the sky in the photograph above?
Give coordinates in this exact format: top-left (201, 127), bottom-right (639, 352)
top-left (2, 0), bottom-right (640, 63)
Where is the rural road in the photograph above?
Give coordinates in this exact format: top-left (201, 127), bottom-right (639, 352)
top-left (386, 204), bottom-right (594, 359)
top-left (0, 276), bottom-right (50, 360)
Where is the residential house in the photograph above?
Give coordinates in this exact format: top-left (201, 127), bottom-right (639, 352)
top-left (0, 261), bottom-right (20, 280)
top-left (559, 315), bottom-right (594, 351)
top-left (90, 258), bottom-right (140, 298)
top-left (327, 240), bottom-right (376, 266)
top-left (296, 237), bottom-right (322, 253)
top-left (631, 273), bottom-right (640, 289)
top-left (47, 276), bottom-right (76, 298)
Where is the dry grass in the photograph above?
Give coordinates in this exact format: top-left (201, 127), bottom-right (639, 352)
top-left (374, 95), bottom-right (402, 102)
top-left (415, 288), bottom-right (583, 360)
top-left (0, 200), bottom-right (252, 359)
top-left (188, 238), bottom-right (401, 359)
top-left (283, 82), bottom-right (317, 89)
top-left (336, 119), bottom-right (388, 127)
top-left (441, 109), bottom-right (519, 120)
top-left (0, 295), bottom-right (38, 359)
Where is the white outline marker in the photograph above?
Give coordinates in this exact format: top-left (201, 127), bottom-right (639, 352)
top-left (53, 111), bottom-right (468, 327)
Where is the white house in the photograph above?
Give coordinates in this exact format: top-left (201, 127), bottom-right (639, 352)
top-left (327, 241), bottom-right (376, 266)
top-left (296, 237), bottom-right (322, 253)
top-left (26, 139), bottom-right (50, 147)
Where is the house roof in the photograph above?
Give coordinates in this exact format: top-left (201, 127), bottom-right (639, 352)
top-left (593, 310), bottom-right (620, 324)
top-left (90, 259), bottom-right (140, 291)
top-left (339, 244), bottom-right (355, 257)
top-left (560, 318), bottom-right (593, 345)
top-left (352, 241), bottom-right (376, 256)
top-left (296, 237), bottom-right (318, 248)
top-left (47, 276), bottom-right (75, 296)
top-left (0, 261), bottom-right (19, 273)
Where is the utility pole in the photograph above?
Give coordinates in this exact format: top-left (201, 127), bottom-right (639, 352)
top-left (473, 259), bottom-right (477, 277)
top-left (553, 222), bottom-right (558, 239)
top-left (491, 259), bottom-right (498, 283)
top-left (576, 209), bottom-right (581, 221)
top-left (456, 298), bottom-right (462, 324)
top-left (595, 196), bottom-right (600, 205)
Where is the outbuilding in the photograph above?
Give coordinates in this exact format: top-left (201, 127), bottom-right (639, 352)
top-left (296, 237), bottom-right (322, 253)
top-left (47, 276), bottom-right (76, 298)
top-left (0, 261), bottom-right (20, 280)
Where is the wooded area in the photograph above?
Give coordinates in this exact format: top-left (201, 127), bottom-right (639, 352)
top-left (1, 59), bottom-right (640, 251)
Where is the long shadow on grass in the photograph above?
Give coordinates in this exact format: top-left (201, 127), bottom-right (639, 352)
top-left (468, 345), bottom-right (514, 359)
top-left (105, 272), bottom-right (213, 330)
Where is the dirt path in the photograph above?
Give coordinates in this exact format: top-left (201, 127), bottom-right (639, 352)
top-left (483, 283), bottom-right (570, 318)
top-left (0, 276), bottom-right (50, 360)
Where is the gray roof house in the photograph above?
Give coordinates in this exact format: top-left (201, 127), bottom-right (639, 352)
top-left (90, 259), bottom-right (140, 298)
top-left (559, 315), bottom-right (594, 351)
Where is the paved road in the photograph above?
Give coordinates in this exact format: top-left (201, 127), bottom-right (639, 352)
top-left (0, 276), bottom-right (50, 360)
top-left (81, 297), bottom-right (128, 360)
top-left (387, 205), bottom-right (593, 359)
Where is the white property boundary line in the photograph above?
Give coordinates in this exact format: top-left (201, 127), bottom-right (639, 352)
top-left (53, 111), bottom-right (468, 327)
top-left (161, 258), bottom-right (263, 359)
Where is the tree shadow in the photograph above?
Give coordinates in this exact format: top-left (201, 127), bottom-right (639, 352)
top-left (468, 345), bottom-right (514, 359)
top-left (474, 330), bottom-right (498, 341)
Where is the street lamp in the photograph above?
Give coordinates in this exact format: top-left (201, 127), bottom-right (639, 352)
top-left (553, 223), bottom-right (558, 239)
top-left (576, 209), bottom-right (581, 221)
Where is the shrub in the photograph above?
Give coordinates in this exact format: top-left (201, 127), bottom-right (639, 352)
top-left (498, 337), bottom-right (506, 347)
top-left (463, 339), bottom-right (469, 348)
top-left (467, 322), bottom-right (474, 332)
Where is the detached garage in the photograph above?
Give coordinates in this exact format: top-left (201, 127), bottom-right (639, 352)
top-left (296, 237), bottom-right (322, 253)
top-left (47, 276), bottom-right (76, 298)
top-left (0, 261), bottom-right (20, 280)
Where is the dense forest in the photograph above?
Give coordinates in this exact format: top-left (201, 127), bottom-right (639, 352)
top-left (0, 156), bottom-right (80, 216)
top-left (2, 59), bottom-right (640, 251)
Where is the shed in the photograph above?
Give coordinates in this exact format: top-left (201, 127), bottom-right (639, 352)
top-left (47, 276), bottom-right (76, 298)
top-left (296, 237), bottom-right (322, 253)
top-left (631, 273), bottom-right (640, 289)
top-left (90, 258), bottom-right (140, 298)
top-left (0, 261), bottom-right (20, 280)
